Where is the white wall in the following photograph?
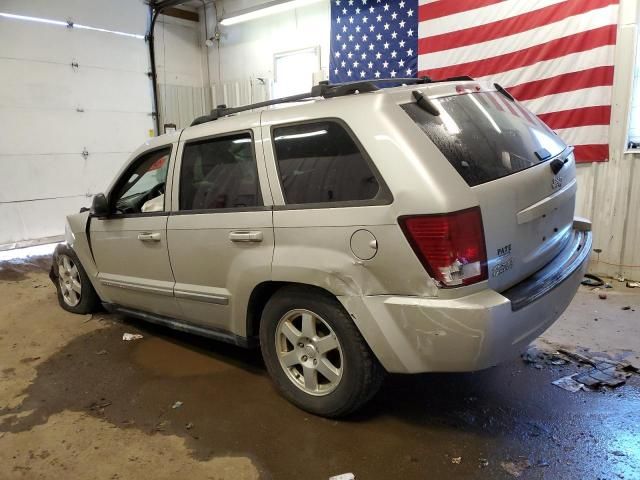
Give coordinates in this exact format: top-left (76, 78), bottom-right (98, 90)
top-left (204, 0), bottom-right (330, 106)
top-left (0, 0), bottom-right (154, 248)
top-left (155, 12), bottom-right (208, 129)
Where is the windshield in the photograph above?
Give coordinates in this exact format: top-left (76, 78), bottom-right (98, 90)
top-left (402, 91), bottom-right (567, 187)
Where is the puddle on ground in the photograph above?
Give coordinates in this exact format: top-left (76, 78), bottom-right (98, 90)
top-left (2, 312), bottom-right (639, 480)
top-left (131, 336), bottom-right (236, 377)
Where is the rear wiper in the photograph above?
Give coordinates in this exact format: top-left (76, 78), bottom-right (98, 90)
top-left (494, 83), bottom-right (515, 102)
top-left (412, 90), bottom-right (440, 116)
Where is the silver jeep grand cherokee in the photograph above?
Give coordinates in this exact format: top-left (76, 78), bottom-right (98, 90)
top-left (51, 78), bottom-right (592, 417)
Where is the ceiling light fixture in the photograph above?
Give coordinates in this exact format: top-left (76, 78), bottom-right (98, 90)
top-left (0, 11), bottom-right (144, 39)
top-left (220, 0), bottom-right (324, 26)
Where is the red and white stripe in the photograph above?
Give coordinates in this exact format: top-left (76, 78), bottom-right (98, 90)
top-left (417, 0), bottom-right (619, 163)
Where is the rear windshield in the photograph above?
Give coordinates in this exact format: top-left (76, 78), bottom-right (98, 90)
top-left (402, 91), bottom-right (566, 187)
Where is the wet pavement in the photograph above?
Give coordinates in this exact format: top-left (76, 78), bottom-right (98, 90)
top-left (1, 257), bottom-right (639, 479)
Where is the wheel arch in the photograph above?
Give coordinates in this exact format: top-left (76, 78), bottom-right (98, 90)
top-left (245, 281), bottom-right (343, 341)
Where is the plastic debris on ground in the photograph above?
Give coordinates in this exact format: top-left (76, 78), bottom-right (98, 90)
top-left (581, 273), bottom-right (605, 287)
top-left (552, 375), bottom-right (587, 392)
top-left (523, 345), bottom-right (639, 392)
top-left (500, 458), bottom-right (532, 477)
top-left (172, 401), bottom-right (183, 409)
top-left (122, 333), bottom-right (143, 341)
top-left (451, 457), bottom-right (462, 464)
top-left (627, 281), bottom-right (640, 288)
top-left (329, 473), bottom-right (355, 480)
top-left (521, 346), bottom-right (568, 369)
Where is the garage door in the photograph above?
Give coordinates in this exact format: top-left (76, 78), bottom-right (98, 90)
top-left (0, 0), bottom-right (154, 249)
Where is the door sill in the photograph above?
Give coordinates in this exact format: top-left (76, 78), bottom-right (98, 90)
top-left (102, 303), bottom-right (257, 348)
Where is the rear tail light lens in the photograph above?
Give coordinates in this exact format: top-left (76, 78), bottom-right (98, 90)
top-left (399, 207), bottom-right (488, 288)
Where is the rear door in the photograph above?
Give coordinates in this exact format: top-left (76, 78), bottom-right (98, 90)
top-left (166, 118), bottom-right (274, 336)
top-left (402, 88), bottom-right (575, 291)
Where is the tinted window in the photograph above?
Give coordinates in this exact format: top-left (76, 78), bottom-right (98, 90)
top-left (179, 133), bottom-right (262, 210)
top-left (402, 92), bottom-right (567, 187)
top-left (113, 148), bottom-right (171, 214)
top-left (272, 121), bottom-right (379, 204)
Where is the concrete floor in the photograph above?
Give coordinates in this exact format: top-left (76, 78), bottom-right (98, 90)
top-left (1, 256), bottom-right (639, 480)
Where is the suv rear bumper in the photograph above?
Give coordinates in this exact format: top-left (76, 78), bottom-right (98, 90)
top-left (340, 226), bottom-right (592, 374)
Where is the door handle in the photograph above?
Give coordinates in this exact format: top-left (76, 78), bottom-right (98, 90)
top-left (229, 230), bottom-right (263, 242)
top-left (137, 232), bottom-right (161, 242)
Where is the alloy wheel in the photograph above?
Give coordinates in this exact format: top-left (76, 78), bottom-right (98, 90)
top-left (57, 254), bottom-right (81, 307)
top-left (275, 309), bottom-right (344, 396)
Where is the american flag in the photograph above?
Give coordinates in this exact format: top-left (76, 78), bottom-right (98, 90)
top-left (330, 0), bottom-right (619, 163)
top-left (330, 0), bottom-right (418, 82)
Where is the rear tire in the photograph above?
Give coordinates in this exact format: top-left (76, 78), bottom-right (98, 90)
top-left (259, 286), bottom-right (384, 417)
top-left (52, 245), bottom-right (101, 314)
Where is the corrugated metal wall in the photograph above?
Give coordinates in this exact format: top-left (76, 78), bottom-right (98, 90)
top-left (576, 7), bottom-right (640, 281)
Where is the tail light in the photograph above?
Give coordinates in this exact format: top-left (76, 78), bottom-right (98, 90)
top-left (399, 207), bottom-right (488, 288)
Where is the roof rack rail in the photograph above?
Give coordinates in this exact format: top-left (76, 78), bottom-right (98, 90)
top-left (190, 75), bottom-right (473, 126)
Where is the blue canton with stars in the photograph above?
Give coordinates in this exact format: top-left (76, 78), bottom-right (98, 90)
top-left (330, 0), bottom-right (418, 84)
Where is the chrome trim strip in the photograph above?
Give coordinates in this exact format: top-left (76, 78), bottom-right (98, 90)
top-left (99, 278), bottom-right (174, 296)
top-left (174, 290), bottom-right (229, 305)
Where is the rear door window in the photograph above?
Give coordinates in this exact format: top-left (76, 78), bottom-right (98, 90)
top-left (402, 92), bottom-right (567, 187)
top-left (179, 132), bottom-right (262, 210)
top-left (272, 120), bottom-right (381, 205)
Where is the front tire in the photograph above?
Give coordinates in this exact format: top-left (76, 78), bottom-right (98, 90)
top-left (259, 286), bottom-right (384, 417)
top-left (52, 245), bottom-right (101, 314)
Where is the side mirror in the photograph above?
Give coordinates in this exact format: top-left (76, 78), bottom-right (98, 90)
top-left (90, 193), bottom-right (110, 217)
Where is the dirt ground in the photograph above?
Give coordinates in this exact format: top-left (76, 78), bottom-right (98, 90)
top-left (1, 256), bottom-right (639, 480)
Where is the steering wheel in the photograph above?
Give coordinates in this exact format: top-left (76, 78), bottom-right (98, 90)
top-left (146, 182), bottom-right (165, 200)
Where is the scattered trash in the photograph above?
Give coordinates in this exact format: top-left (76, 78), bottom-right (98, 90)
top-left (615, 274), bottom-right (626, 282)
top-left (153, 420), bottom-right (168, 432)
top-left (95, 350), bottom-right (107, 355)
top-left (329, 473), bottom-right (355, 480)
top-left (87, 399), bottom-right (112, 415)
top-left (122, 333), bottom-right (143, 341)
top-left (574, 360), bottom-right (628, 388)
top-left (501, 458), bottom-right (531, 477)
top-left (521, 346), bottom-right (567, 368)
top-left (185, 422), bottom-right (194, 430)
top-left (172, 401), bottom-right (183, 409)
top-left (581, 273), bottom-right (604, 287)
top-left (550, 348), bottom-right (639, 392)
top-left (557, 348), bottom-right (596, 366)
top-left (598, 292), bottom-right (607, 300)
top-left (621, 306), bottom-right (632, 311)
top-left (552, 375), bottom-right (586, 393)
top-left (627, 281), bottom-right (640, 288)
top-left (478, 458), bottom-right (489, 468)
top-left (451, 457), bottom-right (462, 464)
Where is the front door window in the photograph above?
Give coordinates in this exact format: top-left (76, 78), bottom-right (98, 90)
top-left (112, 148), bottom-right (171, 214)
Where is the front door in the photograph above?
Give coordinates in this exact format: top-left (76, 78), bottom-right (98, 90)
top-left (90, 146), bottom-right (180, 318)
top-left (167, 123), bottom-right (274, 336)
